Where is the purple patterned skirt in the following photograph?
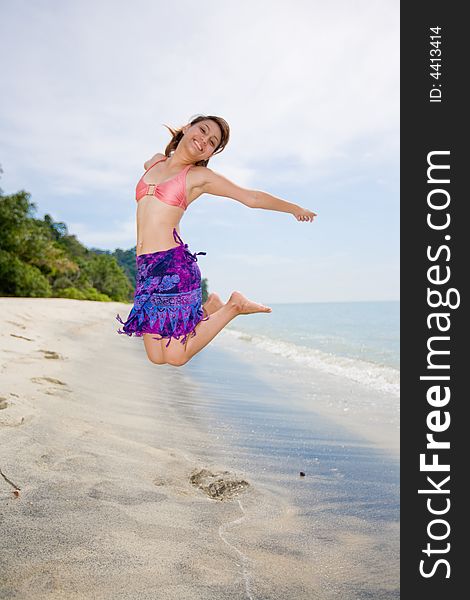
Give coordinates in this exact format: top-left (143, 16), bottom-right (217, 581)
top-left (116, 229), bottom-right (208, 346)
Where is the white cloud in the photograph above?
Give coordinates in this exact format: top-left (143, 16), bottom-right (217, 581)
top-left (68, 218), bottom-right (136, 249)
top-left (1, 0), bottom-right (399, 194)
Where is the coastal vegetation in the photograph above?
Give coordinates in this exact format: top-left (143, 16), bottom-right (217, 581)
top-left (0, 183), bottom-right (208, 303)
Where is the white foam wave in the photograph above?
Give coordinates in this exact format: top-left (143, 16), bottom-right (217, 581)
top-left (223, 328), bottom-right (400, 397)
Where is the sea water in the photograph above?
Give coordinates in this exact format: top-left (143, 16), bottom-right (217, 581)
top-left (224, 300), bottom-right (400, 397)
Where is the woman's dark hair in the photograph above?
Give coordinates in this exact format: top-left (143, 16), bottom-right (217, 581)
top-left (163, 114), bottom-right (230, 167)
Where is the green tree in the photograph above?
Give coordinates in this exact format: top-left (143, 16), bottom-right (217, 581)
top-left (0, 190), bottom-right (34, 255)
top-left (201, 277), bottom-right (208, 303)
top-left (0, 190), bottom-right (131, 301)
top-left (0, 249), bottom-right (51, 297)
top-left (113, 247), bottom-right (137, 286)
top-left (82, 254), bottom-right (132, 302)
top-left (43, 213), bottom-right (68, 241)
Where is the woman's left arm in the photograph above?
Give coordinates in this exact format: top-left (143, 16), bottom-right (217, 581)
top-left (252, 190), bottom-right (317, 222)
top-left (201, 169), bottom-right (317, 222)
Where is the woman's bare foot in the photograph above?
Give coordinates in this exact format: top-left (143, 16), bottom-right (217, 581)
top-left (203, 292), bottom-right (224, 315)
top-left (228, 291), bottom-right (272, 315)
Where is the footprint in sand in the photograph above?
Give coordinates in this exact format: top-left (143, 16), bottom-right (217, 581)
top-left (38, 349), bottom-right (62, 360)
top-left (189, 468), bottom-right (250, 501)
top-left (31, 376), bottom-right (66, 386)
top-left (31, 376), bottom-right (70, 396)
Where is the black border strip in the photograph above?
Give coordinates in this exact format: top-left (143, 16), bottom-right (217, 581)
top-left (401, 2), bottom-right (464, 596)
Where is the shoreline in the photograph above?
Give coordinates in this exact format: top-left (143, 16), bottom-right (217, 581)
top-left (210, 328), bottom-right (400, 457)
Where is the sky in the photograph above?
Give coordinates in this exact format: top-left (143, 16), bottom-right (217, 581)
top-left (0, 0), bottom-right (399, 303)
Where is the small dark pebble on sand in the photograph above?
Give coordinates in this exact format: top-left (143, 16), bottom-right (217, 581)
top-left (300, 472), bottom-right (306, 477)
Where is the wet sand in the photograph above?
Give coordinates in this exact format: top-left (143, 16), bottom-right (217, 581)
top-left (0, 298), bottom-right (398, 599)
top-left (184, 335), bottom-right (400, 599)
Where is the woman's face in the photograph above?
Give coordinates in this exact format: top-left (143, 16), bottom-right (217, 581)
top-left (183, 119), bottom-right (222, 162)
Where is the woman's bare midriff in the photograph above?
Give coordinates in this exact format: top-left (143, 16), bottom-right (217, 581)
top-left (136, 197), bottom-right (183, 255)
top-left (135, 182), bottom-right (201, 256)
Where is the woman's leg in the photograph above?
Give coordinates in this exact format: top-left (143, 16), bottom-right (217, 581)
top-left (202, 292), bottom-right (224, 315)
top-left (162, 291), bottom-right (271, 366)
top-left (143, 292), bottom-right (224, 363)
top-left (143, 334), bottom-right (166, 364)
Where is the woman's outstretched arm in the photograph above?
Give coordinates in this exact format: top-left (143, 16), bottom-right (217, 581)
top-left (251, 189), bottom-right (316, 222)
top-left (201, 169), bottom-right (317, 222)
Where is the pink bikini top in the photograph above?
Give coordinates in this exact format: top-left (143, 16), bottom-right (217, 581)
top-left (135, 156), bottom-right (192, 210)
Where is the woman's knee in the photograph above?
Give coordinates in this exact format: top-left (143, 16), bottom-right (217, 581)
top-left (164, 352), bottom-right (190, 367)
top-left (147, 354), bottom-right (166, 365)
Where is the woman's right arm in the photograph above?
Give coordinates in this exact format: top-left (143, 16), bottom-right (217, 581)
top-left (143, 153), bottom-right (165, 170)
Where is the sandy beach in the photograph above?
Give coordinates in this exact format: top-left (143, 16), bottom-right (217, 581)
top-left (1, 298), bottom-right (399, 599)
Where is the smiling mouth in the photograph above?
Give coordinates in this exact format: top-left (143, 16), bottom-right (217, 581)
top-left (193, 139), bottom-right (204, 152)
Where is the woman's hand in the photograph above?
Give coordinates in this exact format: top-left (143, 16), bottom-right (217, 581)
top-left (293, 207), bottom-right (317, 222)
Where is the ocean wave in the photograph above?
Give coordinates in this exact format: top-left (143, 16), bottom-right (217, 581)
top-left (223, 328), bottom-right (400, 397)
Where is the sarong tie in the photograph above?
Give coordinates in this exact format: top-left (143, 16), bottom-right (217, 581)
top-left (172, 228), bottom-right (206, 263)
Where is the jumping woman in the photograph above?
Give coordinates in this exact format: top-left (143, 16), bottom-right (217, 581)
top-left (117, 114), bottom-right (316, 366)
